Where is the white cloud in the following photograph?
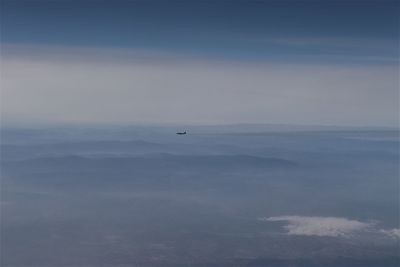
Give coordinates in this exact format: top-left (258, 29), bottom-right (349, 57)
top-left (260, 216), bottom-right (371, 237)
top-left (261, 215), bottom-right (400, 239)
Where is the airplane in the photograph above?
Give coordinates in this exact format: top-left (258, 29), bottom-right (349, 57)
top-left (176, 131), bottom-right (187, 135)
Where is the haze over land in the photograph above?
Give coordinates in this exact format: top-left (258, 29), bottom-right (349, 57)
top-left (1, 125), bottom-right (399, 266)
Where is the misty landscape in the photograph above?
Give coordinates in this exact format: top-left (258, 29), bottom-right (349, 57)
top-left (1, 125), bottom-right (398, 266)
top-left (1, 0), bottom-right (399, 266)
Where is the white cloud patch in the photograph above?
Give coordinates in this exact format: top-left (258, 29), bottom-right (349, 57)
top-left (260, 216), bottom-right (371, 237)
top-left (260, 215), bottom-right (400, 239)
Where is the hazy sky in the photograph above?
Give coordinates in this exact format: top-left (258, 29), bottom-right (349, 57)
top-left (1, 0), bottom-right (399, 127)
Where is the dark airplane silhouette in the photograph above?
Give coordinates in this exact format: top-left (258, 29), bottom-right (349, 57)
top-left (176, 131), bottom-right (187, 135)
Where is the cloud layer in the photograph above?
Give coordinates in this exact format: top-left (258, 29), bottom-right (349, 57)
top-left (1, 45), bottom-right (398, 127)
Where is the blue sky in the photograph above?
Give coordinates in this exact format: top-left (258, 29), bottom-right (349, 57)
top-left (0, 0), bottom-right (399, 126)
top-left (1, 0), bottom-right (399, 62)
